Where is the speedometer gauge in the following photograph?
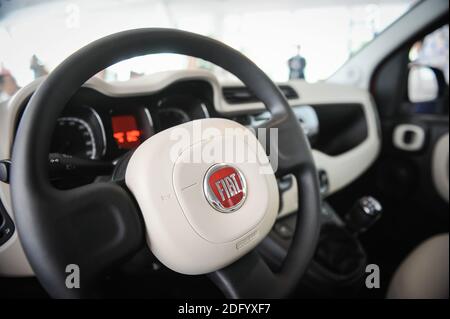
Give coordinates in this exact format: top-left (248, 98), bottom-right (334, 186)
top-left (51, 117), bottom-right (98, 159)
top-left (157, 107), bottom-right (191, 130)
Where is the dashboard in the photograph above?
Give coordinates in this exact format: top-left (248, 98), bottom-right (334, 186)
top-left (45, 79), bottom-right (370, 191)
top-left (0, 70), bottom-right (380, 276)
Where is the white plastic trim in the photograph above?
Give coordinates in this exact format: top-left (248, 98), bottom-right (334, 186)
top-left (393, 124), bottom-right (425, 152)
top-left (432, 133), bottom-right (449, 203)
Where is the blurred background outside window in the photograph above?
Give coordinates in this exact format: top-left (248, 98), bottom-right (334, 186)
top-left (408, 25), bottom-right (449, 114)
top-left (0, 0), bottom-right (419, 102)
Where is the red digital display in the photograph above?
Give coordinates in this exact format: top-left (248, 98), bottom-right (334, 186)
top-left (112, 115), bottom-right (141, 149)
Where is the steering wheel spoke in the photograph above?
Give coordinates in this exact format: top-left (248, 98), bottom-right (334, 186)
top-left (209, 163), bottom-right (321, 298)
top-left (39, 182), bottom-right (143, 297)
top-left (209, 251), bottom-right (278, 299)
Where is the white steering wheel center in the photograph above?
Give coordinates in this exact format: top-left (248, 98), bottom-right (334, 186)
top-left (126, 118), bottom-right (279, 275)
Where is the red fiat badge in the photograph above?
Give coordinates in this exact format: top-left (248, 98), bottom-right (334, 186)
top-left (203, 164), bottom-right (247, 213)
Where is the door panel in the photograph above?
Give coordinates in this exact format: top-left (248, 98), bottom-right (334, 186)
top-left (328, 23), bottom-right (449, 291)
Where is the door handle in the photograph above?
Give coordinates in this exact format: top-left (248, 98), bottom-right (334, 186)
top-left (393, 124), bottom-right (426, 151)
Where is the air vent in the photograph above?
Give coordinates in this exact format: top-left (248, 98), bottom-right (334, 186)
top-left (223, 85), bottom-right (299, 104)
top-left (279, 85), bottom-right (299, 100)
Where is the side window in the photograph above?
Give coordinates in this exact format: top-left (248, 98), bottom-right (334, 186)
top-left (407, 25), bottom-right (449, 114)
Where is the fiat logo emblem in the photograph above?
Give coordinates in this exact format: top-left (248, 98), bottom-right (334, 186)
top-left (203, 163), bottom-right (247, 213)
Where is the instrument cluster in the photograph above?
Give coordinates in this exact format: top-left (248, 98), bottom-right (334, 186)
top-left (51, 81), bottom-right (212, 162)
top-left (49, 80), bottom-right (213, 186)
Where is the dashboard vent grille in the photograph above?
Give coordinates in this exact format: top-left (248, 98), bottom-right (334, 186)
top-left (223, 85), bottom-right (299, 104)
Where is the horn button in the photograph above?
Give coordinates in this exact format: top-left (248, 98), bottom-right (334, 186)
top-left (173, 138), bottom-right (269, 243)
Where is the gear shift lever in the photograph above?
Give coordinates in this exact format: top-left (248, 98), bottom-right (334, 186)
top-left (344, 196), bottom-right (382, 235)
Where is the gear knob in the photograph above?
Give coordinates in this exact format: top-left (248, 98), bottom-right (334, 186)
top-left (344, 196), bottom-right (382, 235)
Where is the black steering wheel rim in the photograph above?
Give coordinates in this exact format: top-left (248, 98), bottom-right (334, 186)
top-left (11, 28), bottom-right (321, 298)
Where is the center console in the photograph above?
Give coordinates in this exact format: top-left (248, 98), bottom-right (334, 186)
top-left (258, 176), bottom-right (382, 298)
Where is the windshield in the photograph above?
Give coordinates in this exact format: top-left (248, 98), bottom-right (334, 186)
top-left (0, 0), bottom-right (417, 100)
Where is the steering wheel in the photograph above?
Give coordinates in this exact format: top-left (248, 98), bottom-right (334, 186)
top-left (11, 29), bottom-right (321, 298)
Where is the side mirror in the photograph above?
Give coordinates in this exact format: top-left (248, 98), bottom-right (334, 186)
top-left (408, 64), bottom-right (447, 103)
